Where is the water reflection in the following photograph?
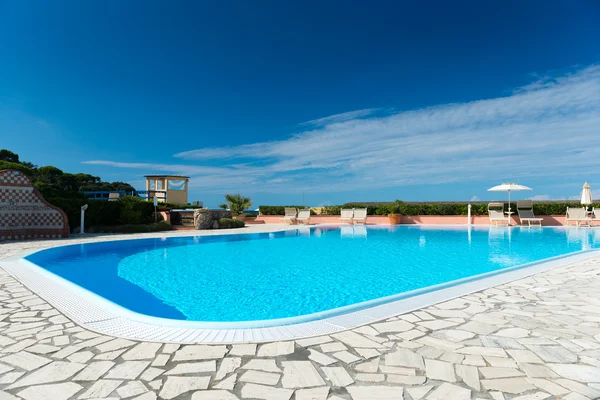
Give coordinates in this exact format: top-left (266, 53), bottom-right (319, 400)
top-left (297, 227), bottom-right (311, 236)
top-left (340, 225), bottom-right (368, 238)
top-left (566, 227), bottom-right (592, 250)
top-left (488, 226), bottom-right (512, 243)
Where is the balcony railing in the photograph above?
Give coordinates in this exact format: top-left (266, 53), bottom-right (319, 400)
top-left (82, 190), bottom-right (167, 202)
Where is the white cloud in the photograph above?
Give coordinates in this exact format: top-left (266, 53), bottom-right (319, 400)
top-left (527, 191), bottom-right (597, 202)
top-left (470, 196), bottom-right (480, 201)
top-left (527, 195), bottom-right (552, 201)
top-left (83, 64), bottom-right (600, 195)
top-left (299, 108), bottom-right (380, 127)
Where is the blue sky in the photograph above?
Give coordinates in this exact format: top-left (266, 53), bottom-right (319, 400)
top-left (1, 1), bottom-right (599, 207)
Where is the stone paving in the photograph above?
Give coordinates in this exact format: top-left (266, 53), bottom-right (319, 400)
top-left (0, 229), bottom-right (600, 399)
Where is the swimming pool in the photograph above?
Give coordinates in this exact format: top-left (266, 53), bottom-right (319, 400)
top-left (23, 225), bottom-right (600, 326)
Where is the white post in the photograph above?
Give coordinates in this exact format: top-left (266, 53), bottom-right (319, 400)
top-left (80, 204), bottom-right (88, 234)
top-left (154, 196), bottom-right (158, 223)
top-left (467, 204), bottom-right (471, 225)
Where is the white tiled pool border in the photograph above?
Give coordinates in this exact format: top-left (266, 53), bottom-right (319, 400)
top-left (3, 229), bottom-right (599, 343)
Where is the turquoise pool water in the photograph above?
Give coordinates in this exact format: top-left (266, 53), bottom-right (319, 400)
top-left (26, 226), bottom-right (600, 322)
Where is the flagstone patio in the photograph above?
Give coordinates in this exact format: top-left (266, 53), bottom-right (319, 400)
top-left (0, 229), bottom-right (599, 399)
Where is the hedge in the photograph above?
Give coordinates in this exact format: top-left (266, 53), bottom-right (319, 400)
top-left (87, 221), bottom-right (172, 234)
top-left (259, 201), bottom-right (600, 216)
top-left (48, 196), bottom-right (157, 231)
top-left (158, 202), bottom-right (204, 210)
top-left (258, 206), bottom-right (309, 215)
top-left (217, 218), bottom-right (245, 229)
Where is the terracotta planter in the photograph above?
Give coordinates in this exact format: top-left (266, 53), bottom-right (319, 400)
top-left (388, 214), bottom-right (402, 225)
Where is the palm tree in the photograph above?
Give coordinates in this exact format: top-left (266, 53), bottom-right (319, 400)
top-left (224, 194), bottom-right (252, 215)
top-left (219, 203), bottom-right (228, 210)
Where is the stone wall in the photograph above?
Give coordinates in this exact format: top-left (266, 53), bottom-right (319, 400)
top-left (193, 209), bottom-right (233, 229)
top-left (0, 169), bottom-right (69, 240)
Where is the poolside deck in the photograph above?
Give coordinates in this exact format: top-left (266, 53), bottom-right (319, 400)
top-left (0, 226), bottom-right (599, 399)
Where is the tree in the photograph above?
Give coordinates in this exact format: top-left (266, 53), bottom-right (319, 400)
top-left (219, 203), bottom-right (228, 210)
top-left (37, 166), bottom-right (64, 184)
top-left (110, 181), bottom-right (136, 192)
top-left (0, 149), bottom-right (20, 163)
top-left (224, 194), bottom-right (252, 215)
top-left (0, 160), bottom-right (33, 176)
top-left (1, 149), bottom-right (137, 199)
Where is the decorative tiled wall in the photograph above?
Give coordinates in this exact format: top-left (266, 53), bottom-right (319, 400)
top-left (0, 169), bottom-right (69, 240)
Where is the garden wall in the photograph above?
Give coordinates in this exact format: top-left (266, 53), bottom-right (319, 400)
top-left (0, 169), bottom-right (69, 240)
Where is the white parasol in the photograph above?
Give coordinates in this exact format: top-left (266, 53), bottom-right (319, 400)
top-left (487, 183), bottom-right (532, 214)
top-left (581, 182), bottom-right (592, 212)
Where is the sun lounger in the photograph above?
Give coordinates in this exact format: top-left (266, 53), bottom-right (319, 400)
top-left (565, 207), bottom-right (588, 227)
top-left (516, 200), bottom-right (543, 226)
top-left (281, 207), bottom-right (297, 224)
top-left (297, 209), bottom-right (311, 225)
top-left (340, 209), bottom-right (354, 223)
top-left (352, 208), bottom-right (368, 224)
top-left (488, 202), bottom-right (509, 226)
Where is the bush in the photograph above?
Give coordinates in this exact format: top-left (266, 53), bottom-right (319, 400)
top-left (532, 202), bottom-right (599, 215)
top-left (258, 205), bottom-right (306, 215)
top-left (47, 197), bottom-right (156, 231)
top-left (158, 202), bottom-right (203, 210)
top-left (321, 205), bottom-right (341, 215)
top-left (217, 218), bottom-right (245, 229)
top-left (258, 201), bottom-right (600, 217)
top-left (0, 161), bottom-right (34, 176)
top-left (89, 221), bottom-right (172, 234)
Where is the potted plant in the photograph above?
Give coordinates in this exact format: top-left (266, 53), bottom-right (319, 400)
top-left (387, 202), bottom-right (402, 225)
top-left (388, 213), bottom-right (402, 225)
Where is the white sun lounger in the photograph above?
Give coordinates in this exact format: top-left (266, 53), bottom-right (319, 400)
top-left (488, 202), bottom-right (509, 226)
top-left (340, 209), bottom-right (354, 223)
top-left (297, 209), bottom-right (311, 225)
top-left (566, 207), bottom-right (588, 227)
top-left (352, 208), bottom-right (368, 225)
top-left (281, 208), bottom-right (297, 224)
top-left (517, 200), bottom-right (543, 226)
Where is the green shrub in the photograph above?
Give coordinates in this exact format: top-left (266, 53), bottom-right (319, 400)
top-left (0, 161), bottom-right (34, 176)
top-left (321, 205), bottom-right (341, 215)
top-left (89, 221), bottom-right (172, 234)
top-left (258, 205), bottom-right (306, 215)
top-left (117, 196), bottom-right (145, 224)
top-left (47, 197), bottom-right (156, 231)
top-left (259, 201), bottom-right (600, 217)
top-left (532, 202), bottom-right (599, 215)
top-left (217, 218), bottom-right (245, 229)
top-left (158, 202), bottom-right (203, 210)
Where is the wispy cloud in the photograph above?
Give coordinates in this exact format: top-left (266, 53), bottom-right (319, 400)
top-left (83, 64), bottom-right (600, 195)
top-left (527, 192), bottom-right (596, 201)
top-left (298, 108), bottom-right (380, 127)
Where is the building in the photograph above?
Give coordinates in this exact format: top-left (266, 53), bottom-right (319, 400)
top-left (144, 175), bottom-right (190, 204)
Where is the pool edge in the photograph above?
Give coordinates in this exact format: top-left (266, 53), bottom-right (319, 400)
top-left (3, 247), bottom-right (599, 344)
